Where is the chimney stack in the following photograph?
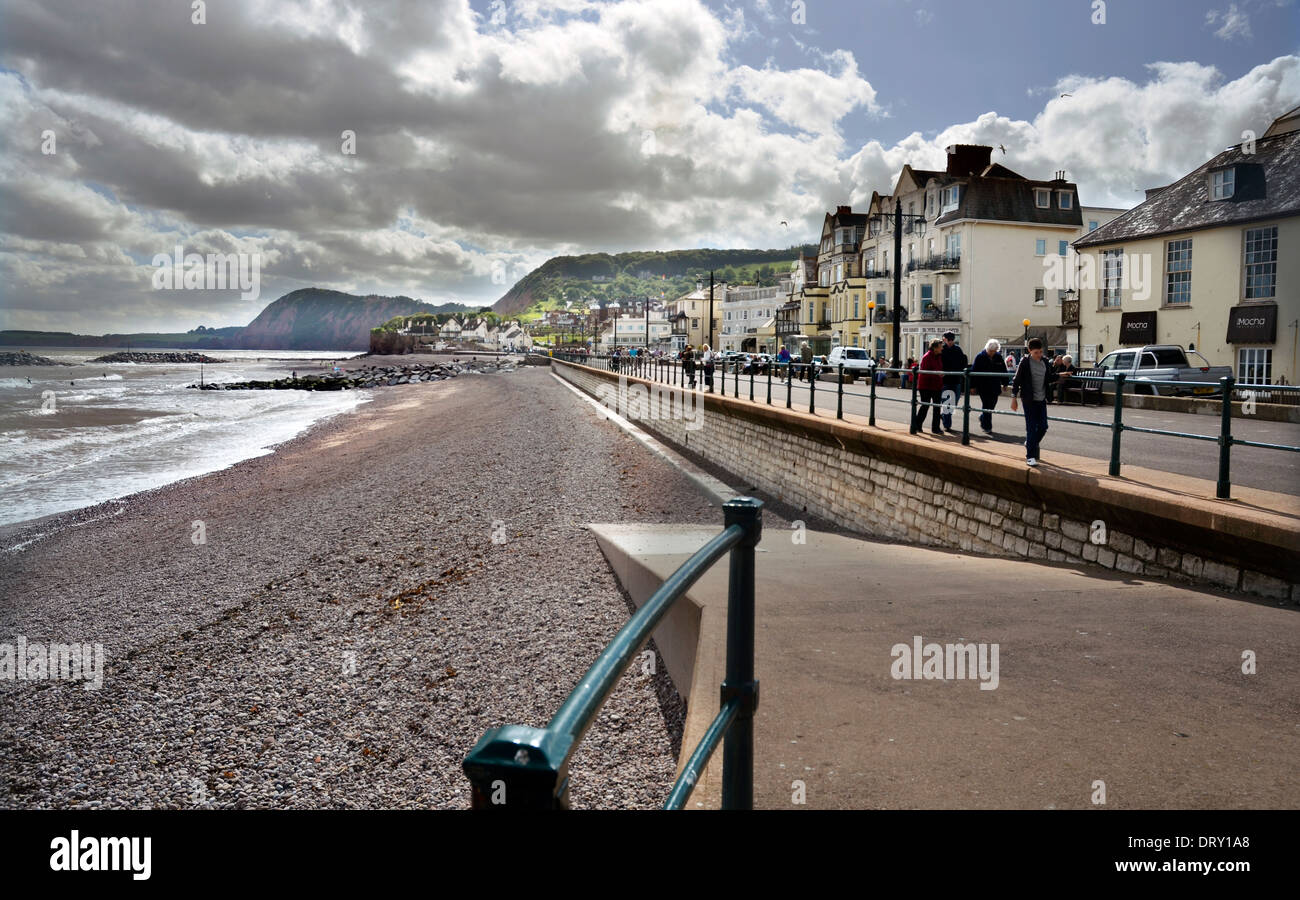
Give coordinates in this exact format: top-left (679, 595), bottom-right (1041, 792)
top-left (945, 144), bottom-right (993, 176)
top-left (836, 205), bottom-right (852, 215)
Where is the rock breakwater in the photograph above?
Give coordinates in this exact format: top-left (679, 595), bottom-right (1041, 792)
top-left (92, 351), bottom-right (228, 363)
top-left (188, 358), bottom-right (516, 391)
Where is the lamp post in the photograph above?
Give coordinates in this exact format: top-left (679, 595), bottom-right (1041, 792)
top-left (867, 299), bottom-right (876, 354)
top-left (708, 270), bottom-right (716, 348)
top-left (610, 301), bottom-right (621, 353)
top-left (1023, 318), bottom-right (1031, 346)
top-left (645, 296), bottom-right (650, 350)
top-left (869, 200), bottom-right (927, 370)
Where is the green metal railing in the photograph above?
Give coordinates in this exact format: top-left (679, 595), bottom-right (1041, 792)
top-left (463, 496), bottom-right (763, 809)
top-left (553, 353), bottom-right (1300, 501)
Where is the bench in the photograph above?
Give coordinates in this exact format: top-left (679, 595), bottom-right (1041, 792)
top-left (1059, 368), bottom-right (1104, 406)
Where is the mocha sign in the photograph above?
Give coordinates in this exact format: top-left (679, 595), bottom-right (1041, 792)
top-left (1119, 310), bottom-right (1157, 345)
top-left (1226, 304), bottom-right (1277, 344)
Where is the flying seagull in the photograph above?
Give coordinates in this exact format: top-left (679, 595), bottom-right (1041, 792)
top-left (998, 144), bottom-right (1007, 155)
top-left (780, 220), bottom-right (788, 227)
top-left (1060, 92), bottom-right (1073, 98)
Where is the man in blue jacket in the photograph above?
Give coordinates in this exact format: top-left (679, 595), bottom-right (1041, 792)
top-left (1010, 338), bottom-right (1058, 467)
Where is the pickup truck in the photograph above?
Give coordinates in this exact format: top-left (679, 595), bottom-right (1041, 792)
top-left (1093, 345), bottom-right (1232, 396)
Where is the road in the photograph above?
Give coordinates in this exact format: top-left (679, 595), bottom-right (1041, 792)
top-left (608, 359), bottom-right (1300, 498)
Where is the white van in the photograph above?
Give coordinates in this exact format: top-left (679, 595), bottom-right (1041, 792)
top-left (827, 346), bottom-right (876, 380)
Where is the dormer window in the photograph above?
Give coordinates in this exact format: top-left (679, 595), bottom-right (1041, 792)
top-left (1035, 188), bottom-right (1051, 209)
top-left (940, 185), bottom-right (961, 213)
top-left (1211, 168), bottom-right (1235, 200)
top-left (1058, 191), bottom-right (1073, 210)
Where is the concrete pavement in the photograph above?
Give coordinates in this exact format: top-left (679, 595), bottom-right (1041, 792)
top-left (592, 523), bottom-right (1300, 810)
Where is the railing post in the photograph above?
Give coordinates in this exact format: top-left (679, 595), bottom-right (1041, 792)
top-left (1217, 375), bottom-right (1235, 500)
top-left (786, 362), bottom-right (792, 409)
top-left (462, 724), bottom-right (573, 809)
top-left (869, 365), bottom-right (877, 427)
top-left (766, 363), bottom-right (772, 406)
top-left (734, 361), bottom-right (740, 399)
top-left (961, 365), bottom-right (972, 446)
top-left (721, 497), bottom-right (763, 811)
top-left (909, 367), bottom-right (919, 434)
top-left (808, 364), bottom-right (816, 415)
top-left (837, 364), bottom-right (844, 420)
top-left (749, 366), bottom-right (754, 403)
top-left (1109, 373), bottom-right (1126, 477)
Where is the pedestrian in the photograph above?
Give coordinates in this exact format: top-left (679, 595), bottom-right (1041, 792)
top-left (1010, 338), bottom-right (1058, 467)
top-left (971, 339), bottom-right (1008, 434)
top-left (799, 341), bottom-right (813, 381)
top-left (701, 343), bottom-right (715, 392)
top-left (903, 356), bottom-right (916, 390)
top-left (682, 345), bottom-right (697, 388)
top-left (912, 340), bottom-right (945, 435)
top-left (939, 331), bottom-right (968, 433)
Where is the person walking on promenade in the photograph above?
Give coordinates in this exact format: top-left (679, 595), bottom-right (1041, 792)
top-left (1010, 338), bottom-right (1058, 467)
top-left (939, 331), bottom-right (967, 433)
top-left (912, 340), bottom-right (945, 435)
top-left (971, 338), bottom-right (1008, 434)
top-left (799, 341), bottom-right (813, 382)
top-left (701, 343), bottom-right (715, 392)
top-left (682, 345), bottom-right (697, 388)
top-left (777, 345), bottom-right (790, 378)
top-left (902, 356), bottom-right (916, 390)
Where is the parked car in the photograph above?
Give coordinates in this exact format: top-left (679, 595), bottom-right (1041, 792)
top-left (827, 346), bottom-right (876, 381)
top-left (1093, 345), bottom-right (1232, 396)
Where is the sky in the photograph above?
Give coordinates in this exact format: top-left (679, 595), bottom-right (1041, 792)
top-left (0, 0), bottom-right (1296, 333)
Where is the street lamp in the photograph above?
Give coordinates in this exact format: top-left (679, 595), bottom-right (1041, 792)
top-left (610, 301), bottom-right (621, 353)
top-left (1022, 318), bottom-right (1031, 346)
top-left (868, 199), bottom-right (927, 369)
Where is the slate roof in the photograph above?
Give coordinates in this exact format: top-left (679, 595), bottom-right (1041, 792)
top-left (934, 176), bottom-right (1083, 228)
top-left (1076, 127), bottom-right (1300, 248)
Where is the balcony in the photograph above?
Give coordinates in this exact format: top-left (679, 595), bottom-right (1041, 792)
top-left (911, 253), bottom-right (961, 272)
top-left (921, 304), bottom-right (962, 322)
top-left (865, 269), bottom-right (892, 281)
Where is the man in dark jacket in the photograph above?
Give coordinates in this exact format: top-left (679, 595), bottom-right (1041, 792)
top-left (971, 338), bottom-right (1009, 434)
top-left (938, 331), bottom-right (967, 433)
top-left (1010, 338), bottom-right (1058, 467)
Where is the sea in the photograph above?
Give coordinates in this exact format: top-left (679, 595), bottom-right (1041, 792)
top-left (0, 348), bottom-right (369, 531)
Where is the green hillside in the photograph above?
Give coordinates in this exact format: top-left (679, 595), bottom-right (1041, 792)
top-left (493, 246), bottom-right (813, 320)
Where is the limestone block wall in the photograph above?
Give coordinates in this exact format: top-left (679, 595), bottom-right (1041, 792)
top-left (554, 360), bottom-right (1299, 602)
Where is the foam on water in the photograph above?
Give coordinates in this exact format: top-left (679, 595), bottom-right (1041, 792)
top-left (0, 348), bottom-right (366, 527)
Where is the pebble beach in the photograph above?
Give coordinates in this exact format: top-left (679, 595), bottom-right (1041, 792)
top-left (0, 360), bottom-right (720, 808)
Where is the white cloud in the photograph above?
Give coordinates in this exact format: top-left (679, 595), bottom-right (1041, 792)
top-left (1205, 3), bottom-right (1253, 40)
top-left (0, 0), bottom-right (1297, 333)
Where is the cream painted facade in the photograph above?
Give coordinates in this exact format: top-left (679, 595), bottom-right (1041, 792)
top-left (1074, 218), bottom-right (1300, 382)
top-left (858, 181), bottom-right (1124, 364)
top-left (668, 287), bottom-right (723, 351)
top-left (720, 285), bottom-right (784, 352)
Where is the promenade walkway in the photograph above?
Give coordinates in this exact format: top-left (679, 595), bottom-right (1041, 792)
top-left (593, 522), bottom-right (1299, 809)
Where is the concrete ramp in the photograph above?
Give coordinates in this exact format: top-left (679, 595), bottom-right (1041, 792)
top-left (591, 523), bottom-right (1300, 809)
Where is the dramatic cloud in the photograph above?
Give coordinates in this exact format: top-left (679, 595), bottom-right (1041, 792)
top-left (0, 0), bottom-right (1295, 333)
